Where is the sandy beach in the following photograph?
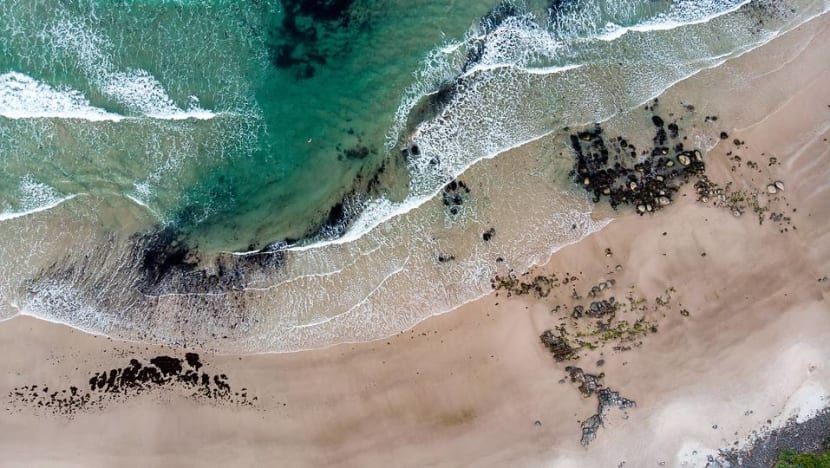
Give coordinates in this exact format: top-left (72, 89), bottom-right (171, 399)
top-left (2, 10), bottom-right (830, 468)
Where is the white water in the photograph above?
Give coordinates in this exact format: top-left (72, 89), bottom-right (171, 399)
top-left (0, 71), bottom-right (218, 122)
top-left (0, 176), bottom-right (78, 222)
top-left (0, 72), bottom-right (124, 121)
top-left (44, 14), bottom-right (217, 120)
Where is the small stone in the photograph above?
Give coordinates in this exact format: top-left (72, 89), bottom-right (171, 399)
top-left (694, 150), bottom-right (703, 161)
top-left (774, 180), bottom-right (784, 191)
top-left (677, 154), bottom-right (691, 166)
top-left (767, 184), bottom-right (778, 194)
top-left (629, 181), bottom-right (638, 190)
top-left (583, 177), bottom-right (591, 186)
top-left (482, 228), bottom-right (496, 242)
top-left (665, 160), bottom-right (675, 168)
top-left (657, 196), bottom-right (670, 206)
top-left (636, 204), bottom-right (646, 213)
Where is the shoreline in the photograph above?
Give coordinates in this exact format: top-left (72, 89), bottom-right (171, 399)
top-left (3, 2), bottom-right (827, 353)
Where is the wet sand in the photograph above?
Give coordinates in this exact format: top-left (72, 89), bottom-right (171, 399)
top-left (1, 12), bottom-right (829, 468)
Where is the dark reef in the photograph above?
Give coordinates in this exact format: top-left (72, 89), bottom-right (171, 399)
top-left (265, 0), bottom-right (366, 79)
top-left (8, 354), bottom-right (256, 416)
top-left (442, 179), bottom-right (471, 216)
top-left (563, 366), bottom-right (636, 447)
top-left (134, 227), bottom-right (286, 295)
top-left (569, 102), bottom-right (706, 214)
top-left (403, 2), bottom-right (530, 138)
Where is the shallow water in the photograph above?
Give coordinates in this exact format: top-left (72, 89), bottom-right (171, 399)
top-left (1, 0), bottom-right (827, 352)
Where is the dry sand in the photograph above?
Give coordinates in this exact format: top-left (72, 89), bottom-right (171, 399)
top-left (2, 12), bottom-right (830, 468)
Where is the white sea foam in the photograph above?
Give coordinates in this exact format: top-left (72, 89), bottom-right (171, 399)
top-left (0, 70), bottom-right (217, 122)
top-left (99, 69), bottom-right (217, 120)
top-left (0, 72), bottom-right (124, 122)
top-left (45, 15), bottom-right (217, 121)
top-left (0, 176), bottom-right (78, 221)
top-left (595, 0), bottom-right (752, 41)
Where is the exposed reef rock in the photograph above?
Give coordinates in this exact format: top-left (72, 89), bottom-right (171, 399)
top-left (442, 179), bottom-right (471, 216)
top-left (569, 103), bottom-right (706, 213)
top-left (7, 354), bottom-right (256, 416)
top-left (718, 409), bottom-right (830, 467)
top-left (562, 366), bottom-right (636, 447)
top-left (540, 328), bottom-right (579, 361)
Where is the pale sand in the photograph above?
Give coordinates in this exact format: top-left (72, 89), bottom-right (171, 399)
top-left (2, 13), bottom-right (830, 468)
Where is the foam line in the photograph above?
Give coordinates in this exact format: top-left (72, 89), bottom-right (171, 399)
top-left (0, 194), bottom-right (79, 221)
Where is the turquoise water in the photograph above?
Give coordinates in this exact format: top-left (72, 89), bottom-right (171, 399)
top-left (0, 0), bottom-right (505, 251)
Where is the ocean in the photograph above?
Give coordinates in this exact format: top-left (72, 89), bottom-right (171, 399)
top-left (0, 0), bottom-right (827, 352)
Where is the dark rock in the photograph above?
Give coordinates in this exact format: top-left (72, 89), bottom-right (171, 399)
top-left (540, 329), bottom-right (578, 361)
top-left (11, 354), bottom-right (256, 416)
top-left (586, 299), bottom-right (617, 318)
top-left (568, 115), bottom-right (706, 215)
top-left (581, 414), bottom-right (603, 447)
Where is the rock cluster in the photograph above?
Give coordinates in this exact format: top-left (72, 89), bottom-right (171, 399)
top-left (540, 328), bottom-right (579, 361)
top-left (132, 227), bottom-right (288, 296)
top-left (7, 354), bottom-right (256, 416)
top-left (564, 366), bottom-right (636, 447)
top-left (569, 106), bottom-right (706, 214)
top-left (572, 298), bottom-right (618, 318)
top-left (442, 179), bottom-right (471, 216)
